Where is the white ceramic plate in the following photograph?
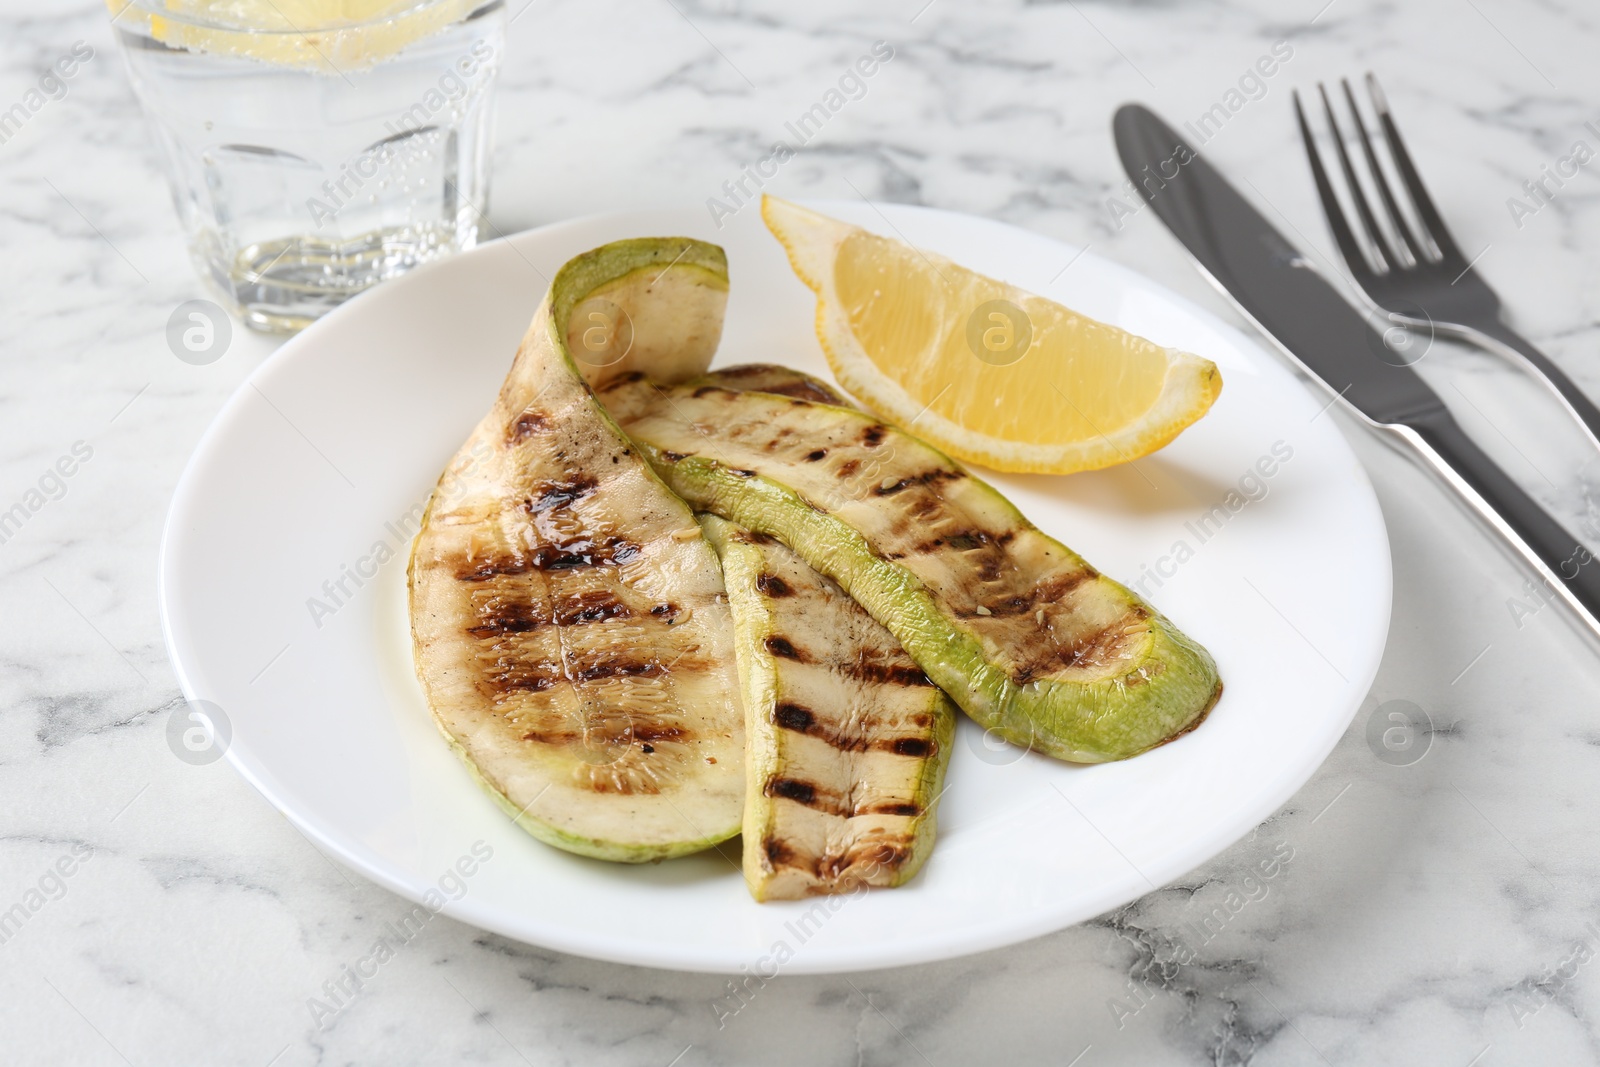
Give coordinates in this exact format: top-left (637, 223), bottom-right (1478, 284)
top-left (159, 201), bottom-right (1390, 974)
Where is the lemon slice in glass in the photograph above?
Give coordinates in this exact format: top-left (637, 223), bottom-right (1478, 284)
top-left (108, 0), bottom-right (476, 71)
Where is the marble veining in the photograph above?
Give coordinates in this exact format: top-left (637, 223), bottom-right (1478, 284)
top-left (5, 0), bottom-right (1600, 1063)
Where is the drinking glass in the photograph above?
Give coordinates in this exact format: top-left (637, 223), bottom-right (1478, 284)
top-left (112, 0), bottom-right (505, 332)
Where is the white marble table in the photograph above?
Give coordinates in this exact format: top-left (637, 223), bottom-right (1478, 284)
top-left (6, 0), bottom-right (1600, 1063)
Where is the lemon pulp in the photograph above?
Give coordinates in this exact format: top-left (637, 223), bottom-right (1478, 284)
top-left (835, 231), bottom-right (1172, 447)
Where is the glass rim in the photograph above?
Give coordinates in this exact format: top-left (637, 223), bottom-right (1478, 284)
top-left (109, 0), bottom-right (498, 36)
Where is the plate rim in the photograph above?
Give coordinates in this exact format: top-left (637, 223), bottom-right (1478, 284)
top-left (158, 200), bottom-right (1392, 974)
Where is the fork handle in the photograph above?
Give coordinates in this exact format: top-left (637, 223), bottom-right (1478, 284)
top-left (1401, 408), bottom-right (1600, 642)
top-left (1463, 319), bottom-right (1600, 457)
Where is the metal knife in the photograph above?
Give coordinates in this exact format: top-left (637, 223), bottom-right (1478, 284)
top-left (1112, 103), bottom-right (1600, 642)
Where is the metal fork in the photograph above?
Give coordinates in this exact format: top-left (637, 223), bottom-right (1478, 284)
top-left (1294, 73), bottom-right (1600, 457)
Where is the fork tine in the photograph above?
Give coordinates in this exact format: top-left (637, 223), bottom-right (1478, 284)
top-left (1340, 78), bottom-right (1427, 265)
top-left (1365, 72), bottom-right (1465, 264)
top-left (1294, 89), bottom-right (1382, 281)
top-left (1317, 82), bottom-right (1398, 272)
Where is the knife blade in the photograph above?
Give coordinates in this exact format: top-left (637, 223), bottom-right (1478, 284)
top-left (1112, 103), bottom-right (1600, 643)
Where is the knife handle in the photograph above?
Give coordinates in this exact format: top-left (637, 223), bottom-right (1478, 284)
top-left (1403, 409), bottom-right (1600, 640)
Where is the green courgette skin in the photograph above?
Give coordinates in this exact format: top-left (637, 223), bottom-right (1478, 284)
top-left (602, 374), bottom-right (1222, 764)
top-left (701, 515), bottom-right (954, 900)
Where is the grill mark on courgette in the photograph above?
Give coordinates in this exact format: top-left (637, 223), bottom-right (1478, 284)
top-left (754, 573), bottom-right (794, 597)
top-left (466, 594), bottom-right (542, 636)
top-left (1003, 605), bottom-right (1151, 683)
top-left (899, 522), bottom-right (1014, 586)
top-left (772, 702), bottom-right (814, 732)
top-left (840, 660), bottom-right (932, 687)
top-left (453, 536), bottom-right (643, 580)
top-left (766, 777), bottom-right (818, 805)
top-left (574, 659), bottom-right (667, 682)
top-left (526, 476), bottom-right (600, 513)
top-left (764, 635), bottom-right (808, 661)
top-left (804, 449), bottom-right (827, 462)
top-left (528, 537), bottom-right (642, 570)
top-left (764, 777), bottom-right (926, 821)
top-left (481, 646), bottom-right (712, 701)
top-left (867, 801), bottom-right (922, 817)
top-left (873, 469), bottom-right (965, 496)
top-left (466, 579), bottom-right (677, 640)
top-left (507, 408), bottom-right (553, 442)
top-left (763, 836), bottom-right (794, 865)
top-left (1060, 608), bottom-right (1150, 670)
top-left (456, 556), bottom-right (532, 582)
top-left (1030, 569), bottom-right (1097, 606)
top-left (554, 591), bottom-right (632, 626)
top-left (477, 658), bottom-right (557, 694)
top-left (769, 699), bottom-right (934, 756)
top-left (861, 842), bottom-right (912, 870)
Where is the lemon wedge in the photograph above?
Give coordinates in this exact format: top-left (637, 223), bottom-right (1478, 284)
top-left (762, 195), bottom-right (1222, 475)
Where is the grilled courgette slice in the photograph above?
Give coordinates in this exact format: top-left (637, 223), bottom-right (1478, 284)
top-left (700, 515), bottom-right (954, 900)
top-left (601, 375), bottom-right (1222, 764)
top-left (409, 238), bottom-right (744, 862)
